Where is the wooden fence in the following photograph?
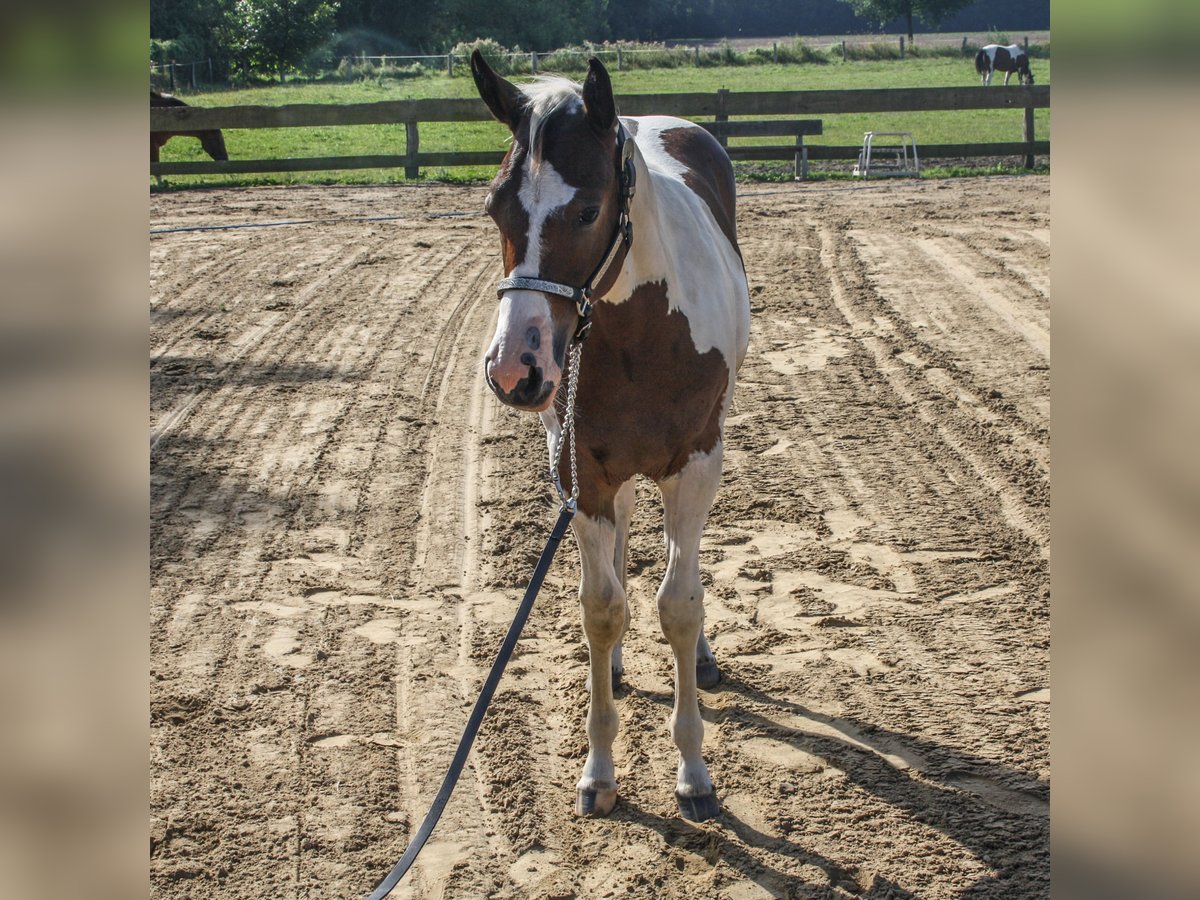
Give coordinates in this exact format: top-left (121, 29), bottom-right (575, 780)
top-left (150, 84), bottom-right (1050, 178)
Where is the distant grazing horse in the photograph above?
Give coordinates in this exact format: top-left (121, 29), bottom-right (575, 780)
top-left (471, 51), bottom-right (749, 821)
top-left (975, 44), bottom-right (1034, 86)
top-left (151, 90), bottom-right (228, 163)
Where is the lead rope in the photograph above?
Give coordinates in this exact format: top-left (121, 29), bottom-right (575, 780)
top-left (553, 342), bottom-right (583, 511)
top-left (367, 117), bottom-right (628, 900)
top-left (365, 349), bottom-right (582, 900)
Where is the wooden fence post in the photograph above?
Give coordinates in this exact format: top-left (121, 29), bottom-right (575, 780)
top-left (169, 59), bottom-right (176, 90)
top-left (961, 36), bottom-right (968, 55)
top-left (531, 51), bottom-right (538, 74)
top-left (900, 36), bottom-right (905, 59)
top-left (773, 42), bottom-right (778, 63)
top-left (446, 53), bottom-right (453, 76)
top-left (715, 88), bottom-right (729, 148)
top-left (405, 121), bottom-right (420, 179)
top-left (617, 47), bottom-right (623, 70)
top-left (1023, 103), bottom-right (1035, 169)
top-left (842, 40), bottom-right (847, 61)
top-left (1024, 35), bottom-right (1030, 53)
top-left (694, 45), bottom-right (700, 66)
top-left (191, 61), bottom-right (198, 89)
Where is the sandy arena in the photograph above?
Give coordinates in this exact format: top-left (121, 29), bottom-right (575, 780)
top-left (151, 176), bottom-right (1049, 898)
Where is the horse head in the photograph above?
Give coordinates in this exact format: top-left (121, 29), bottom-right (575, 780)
top-left (201, 129), bottom-right (229, 161)
top-left (471, 51), bottom-right (626, 412)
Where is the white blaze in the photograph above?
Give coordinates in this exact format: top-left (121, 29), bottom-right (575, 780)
top-left (515, 158), bottom-right (576, 276)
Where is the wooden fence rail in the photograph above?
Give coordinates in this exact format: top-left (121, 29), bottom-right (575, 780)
top-left (151, 85), bottom-right (1049, 178)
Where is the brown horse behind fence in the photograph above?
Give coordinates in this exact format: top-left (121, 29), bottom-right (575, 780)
top-left (151, 91), bottom-right (228, 164)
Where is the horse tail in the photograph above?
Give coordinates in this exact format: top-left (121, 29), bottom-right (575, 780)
top-left (974, 50), bottom-right (988, 76)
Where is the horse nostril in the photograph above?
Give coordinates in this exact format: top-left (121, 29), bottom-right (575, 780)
top-left (526, 327), bottom-right (541, 350)
top-left (520, 352), bottom-right (536, 366)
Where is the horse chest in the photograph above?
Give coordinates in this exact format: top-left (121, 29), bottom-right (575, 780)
top-left (570, 280), bottom-right (729, 491)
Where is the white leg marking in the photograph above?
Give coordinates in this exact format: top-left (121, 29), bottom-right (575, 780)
top-left (610, 479), bottom-right (636, 682)
top-left (573, 509), bottom-right (625, 814)
top-left (657, 444), bottom-right (724, 805)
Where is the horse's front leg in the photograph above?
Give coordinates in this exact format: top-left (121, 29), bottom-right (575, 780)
top-left (573, 507), bottom-right (626, 816)
top-left (608, 478), bottom-right (635, 691)
top-left (657, 443), bottom-right (723, 821)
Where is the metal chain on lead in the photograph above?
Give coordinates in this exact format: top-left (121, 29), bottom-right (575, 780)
top-left (552, 342), bottom-right (582, 511)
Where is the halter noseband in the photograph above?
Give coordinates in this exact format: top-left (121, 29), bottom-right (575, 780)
top-left (495, 122), bottom-right (636, 344)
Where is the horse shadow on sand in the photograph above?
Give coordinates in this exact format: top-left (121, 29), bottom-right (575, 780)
top-left (611, 666), bottom-right (1048, 898)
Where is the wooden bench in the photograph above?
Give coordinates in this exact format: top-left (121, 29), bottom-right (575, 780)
top-left (698, 119), bottom-right (823, 180)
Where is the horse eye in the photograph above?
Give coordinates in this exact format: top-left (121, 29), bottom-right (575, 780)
top-left (579, 207), bottom-right (600, 224)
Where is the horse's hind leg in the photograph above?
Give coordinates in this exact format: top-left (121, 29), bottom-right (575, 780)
top-left (657, 443), bottom-right (723, 821)
top-left (574, 507), bottom-right (626, 816)
top-left (696, 630), bottom-right (720, 688)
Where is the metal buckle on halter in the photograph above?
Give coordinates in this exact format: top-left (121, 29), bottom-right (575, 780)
top-left (573, 289), bottom-right (593, 343)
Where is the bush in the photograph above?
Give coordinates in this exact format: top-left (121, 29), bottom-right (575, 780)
top-left (909, 44), bottom-right (972, 59)
top-left (843, 41), bottom-right (902, 61)
top-left (539, 47), bottom-right (591, 73)
top-left (451, 38), bottom-right (520, 75)
top-left (150, 34), bottom-right (207, 67)
top-left (753, 39), bottom-right (830, 65)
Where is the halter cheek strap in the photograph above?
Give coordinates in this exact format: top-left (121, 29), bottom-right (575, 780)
top-left (495, 122), bottom-right (637, 344)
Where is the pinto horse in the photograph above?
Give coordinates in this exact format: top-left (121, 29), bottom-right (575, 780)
top-left (151, 91), bottom-right (228, 164)
top-left (471, 51), bottom-right (749, 821)
top-left (975, 44), bottom-right (1035, 86)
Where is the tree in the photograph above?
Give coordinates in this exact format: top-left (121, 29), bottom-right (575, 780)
top-left (235, 0), bottom-right (339, 81)
top-left (839, 0), bottom-right (975, 44)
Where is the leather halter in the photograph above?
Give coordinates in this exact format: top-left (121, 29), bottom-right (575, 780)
top-left (495, 122), bottom-right (636, 344)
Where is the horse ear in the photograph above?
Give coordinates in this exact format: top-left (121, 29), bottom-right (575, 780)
top-left (582, 57), bottom-right (617, 135)
top-left (471, 50), bottom-right (525, 131)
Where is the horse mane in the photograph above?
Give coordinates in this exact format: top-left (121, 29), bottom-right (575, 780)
top-left (518, 76), bottom-right (583, 171)
top-left (151, 90), bottom-right (188, 107)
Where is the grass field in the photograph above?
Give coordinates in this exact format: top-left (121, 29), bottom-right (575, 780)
top-left (154, 56), bottom-right (1050, 187)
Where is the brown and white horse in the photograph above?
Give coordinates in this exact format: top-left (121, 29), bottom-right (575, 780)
top-left (151, 90), bottom-right (228, 164)
top-left (471, 52), bottom-right (749, 821)
top-left (975, 44), bottom-right (1035, 86)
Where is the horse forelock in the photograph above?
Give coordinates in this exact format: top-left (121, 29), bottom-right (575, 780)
top-left (519, 77), bottom-right (583, 173)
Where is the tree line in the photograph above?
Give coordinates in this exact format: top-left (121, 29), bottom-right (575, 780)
top-left (151, 0), bottom-right (1048, 83)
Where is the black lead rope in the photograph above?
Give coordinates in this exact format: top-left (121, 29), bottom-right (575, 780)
top-left (365, 501), bottom-right (576, 900)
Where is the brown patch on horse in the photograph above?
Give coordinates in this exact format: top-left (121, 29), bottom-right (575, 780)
top-left (561, 279), bottom-right (729, 521)
top-left (486, 130), bottom-right (532, 273)
top-left (488, 101), bottom-right (626, 289)
top-left (150, 91), bottom-right (227, 163)
top-left (657, 126), bottom-right (741, 256)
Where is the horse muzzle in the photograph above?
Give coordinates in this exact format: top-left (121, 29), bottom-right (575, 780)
top-left (484, 352), bottom-right (558, 411)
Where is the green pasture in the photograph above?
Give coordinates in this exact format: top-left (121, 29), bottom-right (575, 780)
top-left (154, 55), bottom-right (1050, 188)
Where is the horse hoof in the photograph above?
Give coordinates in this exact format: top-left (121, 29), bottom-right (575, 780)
top-left (676, 790), bottom-right (720, 822)
top-left (576, 786), bottom-right (618, 817)
top-left (696, 659), bottom-right (721, 689)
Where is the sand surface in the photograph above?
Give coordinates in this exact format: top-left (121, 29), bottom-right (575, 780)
top-left (151, 176), bottom-right (1049, 898)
